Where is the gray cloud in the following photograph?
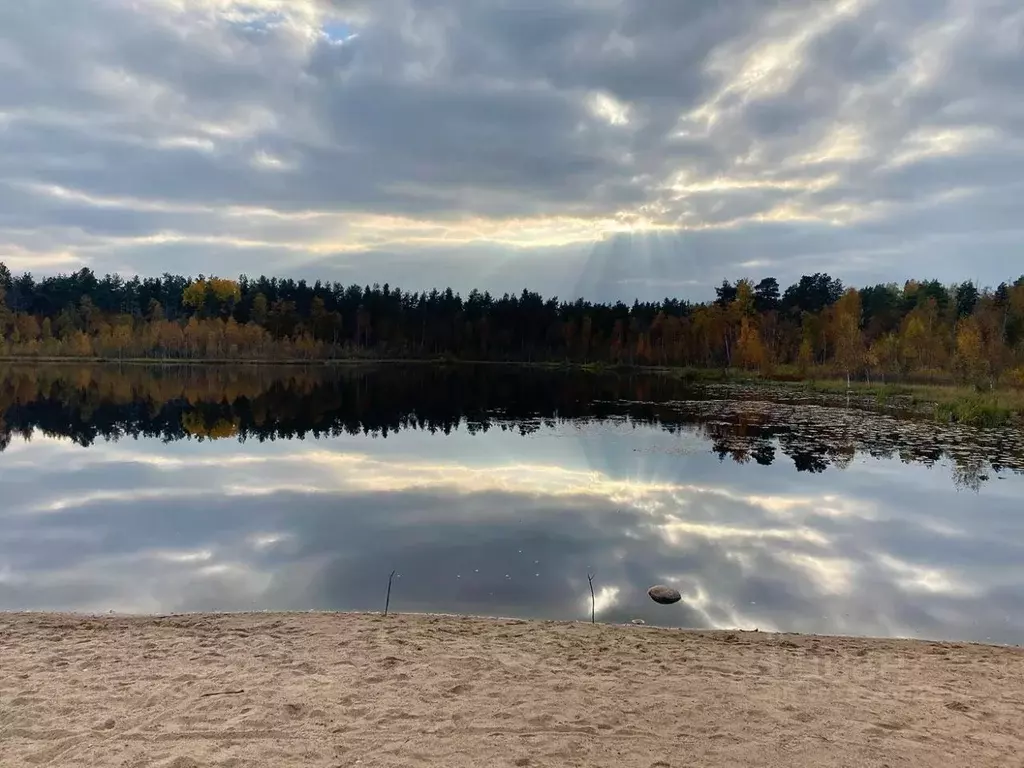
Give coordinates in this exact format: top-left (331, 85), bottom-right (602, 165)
top-left (0, 0), bottom-right (1022, 297)
top-left (2, 427), bottom-right (1023, 643)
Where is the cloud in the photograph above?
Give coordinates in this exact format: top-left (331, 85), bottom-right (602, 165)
top-left (3, 429), bottom-right (1024, 643)
top-left (1, 0), bottom-right (1022, 298)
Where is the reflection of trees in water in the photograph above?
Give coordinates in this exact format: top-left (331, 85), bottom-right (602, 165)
top-left (950, 455), bottom-right (990, 493)
top-left (0, 364), bottom-right (1021, 490)
top-left (696, 404), bottom-right (1019, 491)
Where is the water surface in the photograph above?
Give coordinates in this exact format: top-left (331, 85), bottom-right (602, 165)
top-left (1, 364), bottom-right (1022, 644)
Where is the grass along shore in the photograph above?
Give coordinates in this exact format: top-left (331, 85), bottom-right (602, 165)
top-left (794, 378), bottom-right (1024, 427)
top-left (2, 611), bottom-right (1022, 768)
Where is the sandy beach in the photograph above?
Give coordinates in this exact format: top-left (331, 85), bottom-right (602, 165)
top-left (1, 613), bottom-right (1022, 767)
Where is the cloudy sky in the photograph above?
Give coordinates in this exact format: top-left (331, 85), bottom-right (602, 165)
top-left (1, 0), bottom-right (1022, 301)
top-left (5, 422), bottom-right (1024, 643)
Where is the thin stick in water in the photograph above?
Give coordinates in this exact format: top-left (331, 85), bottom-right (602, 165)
top-left (384, 569), bottom-right (397, 616)
top-left (587, 573), bottom-right (596, 625)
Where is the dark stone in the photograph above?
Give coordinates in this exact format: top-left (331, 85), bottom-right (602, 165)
top-left (647, 585), bottom-right (682, 605)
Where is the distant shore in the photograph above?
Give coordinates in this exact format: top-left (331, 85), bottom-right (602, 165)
top-left (3, 356), bottom-right (1022, 426)
top-left (2, 612), bottom-right (1022, 767)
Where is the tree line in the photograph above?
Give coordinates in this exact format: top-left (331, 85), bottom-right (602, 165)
top-left (2, 263), bottom-right (1023, 385)
top-left (0, 364), bottom-right (1017, 490)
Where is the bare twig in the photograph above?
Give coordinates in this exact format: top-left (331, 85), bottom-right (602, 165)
top-left (200, 689), bottom-right (244, 698)
top-left (385, 569), bottom-right (397, 616)
top-left (587, 573), bottom-right (596, 625)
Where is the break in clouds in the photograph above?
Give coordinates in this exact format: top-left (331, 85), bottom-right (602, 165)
top-left (0, 0), bottom-right (1022, 300)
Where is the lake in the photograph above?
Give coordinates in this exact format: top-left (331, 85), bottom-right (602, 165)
top-left (1, 364), bottom-right (1023, 644)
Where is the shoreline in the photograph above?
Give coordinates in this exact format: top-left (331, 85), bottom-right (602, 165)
top-left (0, 352), bottom-right (1007, 383)
top-left (3, 612), bottom-right (1022, 767)
top-left (3, 608), bottom-right (1020, 649)
top-left (3, 357), bottom-right (1021, 424)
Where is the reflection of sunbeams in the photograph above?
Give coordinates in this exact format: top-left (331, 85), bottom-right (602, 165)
top-left (658, 516), bottom-right (828, 546)
top-left (20, 439), bottom-right (840, 554)
top-left (248, 532), bottom-right (293, 551)
top-left (4, 429), bottom-right (1024, 643)
top-left (584, 585), bottom-right (621, 619)
top-left (152, 548), bottom-right (214, 564)
top-left (29, 488), bottom-right (208, 514)
top-left (780, 552), bottom-right (855, 595)
top-left (874, 554), bottom-right (975, 598)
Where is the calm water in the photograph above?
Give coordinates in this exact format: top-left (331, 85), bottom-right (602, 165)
top-left (1, 364), bottom-right (1023, 644)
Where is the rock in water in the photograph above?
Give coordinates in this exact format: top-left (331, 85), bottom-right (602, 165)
top-left (647, 585), bottom-right (681, 605)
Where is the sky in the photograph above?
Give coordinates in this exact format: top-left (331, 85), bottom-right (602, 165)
top-left (1, 0), bottom-right (1022, 302)
top-left (4, 424), bottom-right (1023, 644)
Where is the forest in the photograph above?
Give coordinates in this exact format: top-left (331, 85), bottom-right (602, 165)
top-left (1, 262), bottom-right (1023, 386)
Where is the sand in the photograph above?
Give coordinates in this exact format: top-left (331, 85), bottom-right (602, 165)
top-left (1, 613), bottom-right (1022, 767)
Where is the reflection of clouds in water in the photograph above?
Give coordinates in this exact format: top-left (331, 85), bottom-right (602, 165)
top-left (9, 434), bottom-right (869, 528)
top-left (585, 586), bottom-right (621, 620)
top-left (1, 429), bottom-right (1022, 644)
